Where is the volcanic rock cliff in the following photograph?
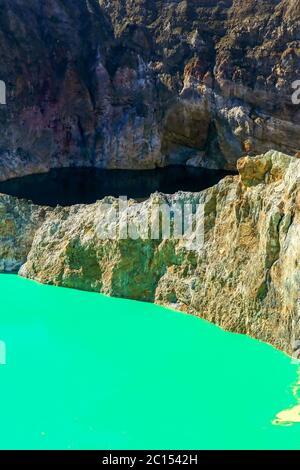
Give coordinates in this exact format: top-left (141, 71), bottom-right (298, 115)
top-left (0, 0), bottom-right (299, 178)
top-left (0, 150), bottom-right (299, 354)
top-left (1, 1), bottom-right (300, 354)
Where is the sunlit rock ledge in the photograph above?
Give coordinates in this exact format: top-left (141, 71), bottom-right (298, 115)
top-left (1, 150), bottom-right (300, 354)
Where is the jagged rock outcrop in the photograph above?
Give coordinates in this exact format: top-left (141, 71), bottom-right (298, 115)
top-left (0, 150), bottom-right (295, 354)
top-left (0, 195), bottom-right (48, 271)
top-left (0, 0), bottom-right (299, 178)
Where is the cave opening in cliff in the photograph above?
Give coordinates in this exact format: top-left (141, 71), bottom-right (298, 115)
top-left (0, 166), bottom-right (233, 207)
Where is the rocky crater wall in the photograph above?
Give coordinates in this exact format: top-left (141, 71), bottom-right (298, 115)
top-left (1, 150), bottom-right (300, 354)
top-left (0, 0), bottom-right (300, 178)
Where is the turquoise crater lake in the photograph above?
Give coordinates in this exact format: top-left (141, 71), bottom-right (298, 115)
top-left (0, 274), bottom-right (300, 450)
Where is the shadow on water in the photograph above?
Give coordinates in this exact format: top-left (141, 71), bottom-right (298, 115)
top-left (0, 166), bottom-right (234, 207)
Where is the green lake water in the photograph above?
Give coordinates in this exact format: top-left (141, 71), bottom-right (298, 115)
top-left (0, 274), bottom-right (300, 450)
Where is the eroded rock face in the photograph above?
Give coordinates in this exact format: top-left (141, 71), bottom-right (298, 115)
top-left (0, 0), bottom-right (163, 180)
top-left (0, 195), bottom-right (48, 271)
top-left (0, 0), bottom-right (300, 176)
top-left (4, 150), bottom-right (298, 354)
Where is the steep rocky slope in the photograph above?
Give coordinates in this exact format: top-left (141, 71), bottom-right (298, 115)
top-left (0, 0), bottom-right (299, 178)
top-left (0, 194), bottom-right (48, 271)
top-left (100, 0), bottom-right (300, 168)
top-left (0, 150), bottom-right (299, 353)
top-left (0, 0), bottom-right (162, 180)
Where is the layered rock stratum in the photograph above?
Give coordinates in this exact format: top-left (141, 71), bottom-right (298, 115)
top-left (0, 150), bottom-right (299, 354)
top-left (0, 0), bottom-right (300, 178)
